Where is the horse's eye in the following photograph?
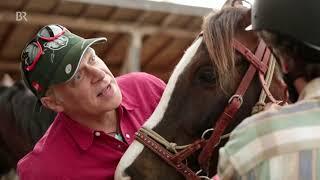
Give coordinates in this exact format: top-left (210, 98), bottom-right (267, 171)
top-left (196, 66), bottom-right (216, 84)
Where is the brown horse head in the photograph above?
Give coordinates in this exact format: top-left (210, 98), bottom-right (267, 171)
top-left (115, 7), bottom-right (287, 180)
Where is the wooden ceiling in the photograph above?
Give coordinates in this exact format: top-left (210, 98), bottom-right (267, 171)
top-left (0, 0), bottom-right (212, 82)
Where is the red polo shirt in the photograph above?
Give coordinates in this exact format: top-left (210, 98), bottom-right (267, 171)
top-left (17, 72), bottom-right (165, 180)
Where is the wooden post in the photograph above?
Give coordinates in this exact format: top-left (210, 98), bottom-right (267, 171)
top-left (120, 32), bottom-right (142, 74)
top-left (0, 11), bottom-right (197, 38)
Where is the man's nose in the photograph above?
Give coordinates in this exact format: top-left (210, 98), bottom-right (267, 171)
top-left (87, 66), bottom-right (105, 84)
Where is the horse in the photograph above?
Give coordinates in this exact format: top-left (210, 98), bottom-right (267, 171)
top-left (0, 75), bottom-right (56, 175)
top-left (115, 5), bottom-right (288, 180)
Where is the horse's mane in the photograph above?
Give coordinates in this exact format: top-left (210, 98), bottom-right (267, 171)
top-left (202, 7), bottom-right (249, 93)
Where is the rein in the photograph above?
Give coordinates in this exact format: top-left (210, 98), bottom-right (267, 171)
top-left (135, 33), bottom-right (281, 179)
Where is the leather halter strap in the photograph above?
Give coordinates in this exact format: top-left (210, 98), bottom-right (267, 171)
top-left (135, 35), bottom-right (278, 179)
top-left (136, 128), bottom-right (205, 180)
top-left (198, 39), bottom-right (271, 170)
top-left (233, 40), bottom-right (269, 74)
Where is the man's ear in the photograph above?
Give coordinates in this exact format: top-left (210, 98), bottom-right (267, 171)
top-left (40, 96), bottom-right (64, 112)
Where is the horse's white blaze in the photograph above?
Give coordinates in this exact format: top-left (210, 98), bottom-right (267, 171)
top-left (114, 141), bottom-right (142, 180)
top-left (115, 37), bottom-right (203, 179)
top-left (143, 37), bottom-right (203, 129)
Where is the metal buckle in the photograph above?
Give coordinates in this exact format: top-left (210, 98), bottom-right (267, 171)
top-left (201, 128), bottom-right (214, 139)
top-left (228, 94), bottom-right (243, 105)
top-left (196, 169), bottom-right (211, 180)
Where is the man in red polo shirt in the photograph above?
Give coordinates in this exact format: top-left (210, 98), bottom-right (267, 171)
top-left (17, 24), bottom-right (165, 179)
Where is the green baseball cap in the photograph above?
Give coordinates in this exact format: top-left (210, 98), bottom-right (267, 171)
top-left (21, 24), bottom-right (107, 99)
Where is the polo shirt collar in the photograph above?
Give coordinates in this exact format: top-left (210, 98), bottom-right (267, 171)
top-left (119, 91), bottom-right (138, 111)
top-left (60, 98), bottom-right (136, 151)
top-left (60, 113), bottom-right (94, 151)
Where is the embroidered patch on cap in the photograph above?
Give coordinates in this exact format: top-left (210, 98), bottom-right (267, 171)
top-left (44, 35), bottom-right (69, 50)
top-left (65, 64), bottom-right (72, 74)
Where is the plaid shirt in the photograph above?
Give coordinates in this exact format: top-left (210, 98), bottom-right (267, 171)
top-left (218, 77), bottom-right (320, 180)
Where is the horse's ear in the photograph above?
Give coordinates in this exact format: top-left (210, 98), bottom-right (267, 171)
top-left (232, 0), bottom-right (244, 7)
top-left (222, 0), bottom-right (234, 8)
top-left (222, 0), bottom-right (243, 8)
top-left (1, 74), bottom-right (14, 87)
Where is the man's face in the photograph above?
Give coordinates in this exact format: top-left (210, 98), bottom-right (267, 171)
top-left (53, 48), bottom-right (122, 115)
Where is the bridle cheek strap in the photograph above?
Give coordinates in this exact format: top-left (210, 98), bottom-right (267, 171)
top-left (198, 39), bottom-right (272, 170)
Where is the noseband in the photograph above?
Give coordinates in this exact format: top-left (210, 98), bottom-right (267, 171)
top-left (135, 33), bottom-right (281, 180)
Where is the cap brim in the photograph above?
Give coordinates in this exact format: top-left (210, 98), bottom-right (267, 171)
top-left (52, 37), bottom-right (107, 85)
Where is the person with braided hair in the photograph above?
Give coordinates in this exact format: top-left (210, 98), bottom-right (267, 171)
top-left (218, 0), bottom-right (320, 179)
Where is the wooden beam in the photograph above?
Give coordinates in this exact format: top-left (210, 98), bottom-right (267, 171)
top-left (142, 12), bottom-right (194, 69)
top-left (161, 14), bottom-right (179, 27)
top-left (66, 0), bottom-right (212, 16)
top-left (0, 11), bottom-right (197, 38)
top-left (135, 11), bottom-right (152, 24)
top-left (0, 62), bottom-right (20, 72)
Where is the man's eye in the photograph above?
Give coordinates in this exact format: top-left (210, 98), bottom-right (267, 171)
top-left (90, 55), bottom-right (96, 63)
top-left (74, 73), bottom-right (81, 80)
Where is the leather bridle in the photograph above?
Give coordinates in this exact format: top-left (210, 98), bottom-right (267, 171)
top-left (135, 33), bottom-right (281, 180)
